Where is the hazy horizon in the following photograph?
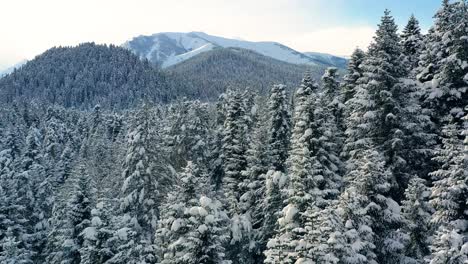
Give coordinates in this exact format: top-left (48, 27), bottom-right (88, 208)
top-left (1, 0), bottom-right (442, 70)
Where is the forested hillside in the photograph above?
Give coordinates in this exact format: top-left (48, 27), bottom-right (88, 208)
top-left (0, 43), bottom-right (171, 109)
top-left (165, 47), bottom-right (322, 100)
top-left (0, 1), bottom-right (468, 264)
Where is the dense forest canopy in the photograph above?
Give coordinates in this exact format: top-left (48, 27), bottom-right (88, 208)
top-left (1, 1), bottom-right (468, 264)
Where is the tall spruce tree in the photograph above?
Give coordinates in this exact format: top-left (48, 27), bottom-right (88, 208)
top-left (401, 177), bottom-right (432, 263)
top-left (418, 0), bottom-right (468, 125)
top-left (155, 162), bottom-right (230, 264)
top-left (428, 120), bottom-right (468, 263)
top-left (264, 74), bottom-right (316, 263)
top-left (345, 10), bottom-right (434, 201)
top-left (401, 15), bottom-right (424, 71)
top-left (115, 105), bottom-right (170, 264)
top-left (342, 48), bottom-right (366, 105)
top-left (220, 90), bottom-right (256, 264)
top-left (266, 84), bottom-right (291, 172)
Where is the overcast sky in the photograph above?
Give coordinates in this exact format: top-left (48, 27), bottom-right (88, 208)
top-left (0, 0), bottom-right (442, 70)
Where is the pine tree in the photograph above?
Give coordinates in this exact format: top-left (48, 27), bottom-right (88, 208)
top-left (220, 90), bottom-right (256, 264)
top-left (155, 162), bottom-right (230, 264)
top-left (401, 177), bottom-right (432, 262)
top-left (341, 147), bottom-right (407, 264)
top-left (20, 125), bottom-right (54, 263)
top-left (241, 95), bottom-right (269, 262)
top-left (401, 15), bottom-right (423, 71)
top-left (418, 0), bottom-right (468, 125)
top-left (116, 105), bottom-right (170, 264)
top-left (428, 120), bottom-right (468, 263)
top-left (345, 10), bottom-right (434, 201)
top-left (264, 74), bottom-right (316, 264)
top-left (266, 84), bottom-right (291, 172)
top-left (342, 48), bottom-right (366, 105)
top-left (163, 100), bottom-right (212, 170)
top-left (80, 200), bottom-right (115, 264)
top-left (0, 129), bottom-right (33, 263)
top-left (63, 165), bottom-right (95, 264)
top-left (221, 90), bottom-right (249, 215)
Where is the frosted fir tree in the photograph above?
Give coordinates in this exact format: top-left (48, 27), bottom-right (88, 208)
top-left (259, 170), bottom-right (288, 258)
top-left (221, 90), bottom-right (249, 214)
top-left (401, 177), bottom-right (432, 263)
top-left (401, 15), bottom-right (423, 71)
top-left (163, 100), bottom-right (212, 170)
top-left (241, 96), bottom-right (269, 262)
top-left (58, 164), bottom-right (95, 264)
top-left (337, 186), bottom-right (376, 264)
top-left (266, 84), bottom-right (291, 172)
top-left (220, 90), bottom-right (256, 263)
top-left (0, 132), bottom-right (33, 263)
top-left (322, 67), bottom-right (345, 134)
top-left (345, 10), bottom-right (434, 201)
top-left (341, 48), bottom-right (366, 104)
top-left (116, 105), bottom-right (170, 264)
top-left (264, 74), bottom-right (316, 264)
top-left (0, 231), bottom-right (33, 264)
top-left (155, 162), bottom-right (230, 264)
top-left (80, 200), bottom-right (115, 264)
top-left (418, 0), bottom-right (468, 124)
top-left (303, 200), bottom-right (346, 264)
top-left (428, 120), bottom-right (468, 264)
top-left (20, 126), bottom-right (54, 263)
top-left (339, 147), bottom-right (406, 264)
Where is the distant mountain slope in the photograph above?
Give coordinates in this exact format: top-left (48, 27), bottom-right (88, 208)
top-left (304, 52), bottom-right (349, 69)
top-left (124, 32), bottom-right (347, 68)
top-left (164, 47), bottom-right (326, 100)
top-left (0, 43), bottom-right (171, 109)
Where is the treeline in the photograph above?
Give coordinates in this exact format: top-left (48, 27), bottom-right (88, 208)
top-left (1, 1), bottom-right (468, 264)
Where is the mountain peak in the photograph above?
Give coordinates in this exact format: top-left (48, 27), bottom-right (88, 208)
top-left (123, 32), bottom-right (347, 69)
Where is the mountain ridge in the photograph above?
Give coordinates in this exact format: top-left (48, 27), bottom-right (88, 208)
top-left (123, 31), bottom-right (347, 68)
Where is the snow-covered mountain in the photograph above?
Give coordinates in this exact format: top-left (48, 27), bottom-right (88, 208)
top-left (304, 52), bottom-right (348, 69)
top-left (123, 32), bottom-right (347, 68)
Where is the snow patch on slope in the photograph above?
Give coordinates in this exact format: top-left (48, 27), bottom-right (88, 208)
top-left (124, 32), bottom-right (345, 68)
top-left (162, 43), bottom-right (215, 68)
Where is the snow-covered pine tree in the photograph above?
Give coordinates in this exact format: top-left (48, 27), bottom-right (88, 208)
top-left (341, 147), bottom-right (409, 264)
top-left (303, 200), bottom-right (346, 264)
top-left (428, 120), bottom-right (468, 264)
top-left (345, 9), bottom-right (434, 201)
top-left (115, 105), bottom-right (170, 264)
top-left (266, 84), bottom-right (291, 172)
top-left (322, 67), bottom-right (345, 134)
top-left (220, 90), bottom-right (256, 263)
top-left (264, 73), bottom-right (316, 264)
top-left (0, 129), bottom-right (33, 263)
top-left (163, 100), bottom-right (212, 170)
top-left (401, 177), bottom-right (432, 262)
top-left (0, 230), bottom-right (33, 264)
top-left (80, 200), bottom-right (115, 264)
top-left (417, 0), bottom-right (468, 125)
top-left (241, 95), bottom-right (270, 262)
top-left (155, 162), bottom-right (230, 264)
top-left (401, 15), bottom-right (423, 72)
top-left (20, 125), bottom-right (54, 263)
top-left (221, 90), bottom-right (249, 215)
top-left (60, 164), bottom-right (95, 264)
top-left (341, 48), bottom-right (366, 105)
top-left (254, 85), bottom-right (291, 261)
top-left (337, 184), bottom-right (376, 264)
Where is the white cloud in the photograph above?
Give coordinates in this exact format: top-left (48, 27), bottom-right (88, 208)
top-left (0, 0), bottom-right (372, 67)
top-left (286, 26), bottom-right (375, 56)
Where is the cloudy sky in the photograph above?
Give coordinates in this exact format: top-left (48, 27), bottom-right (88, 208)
top-left (0, 0), bottom-right (442, 70)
